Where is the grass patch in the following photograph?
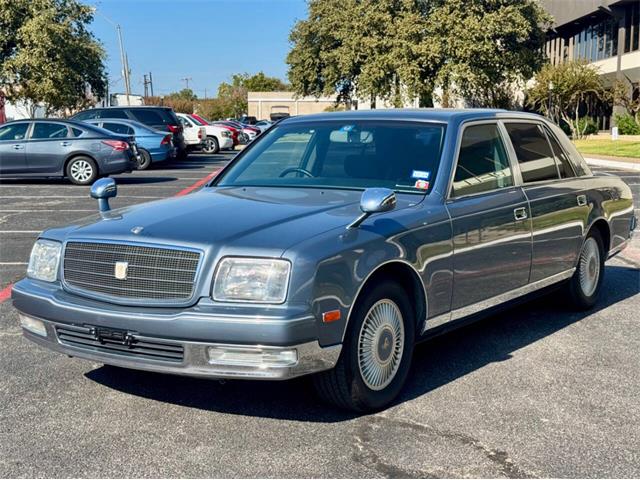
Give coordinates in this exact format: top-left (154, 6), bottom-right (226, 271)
top-left (573, 139), bottom-right (640, 159)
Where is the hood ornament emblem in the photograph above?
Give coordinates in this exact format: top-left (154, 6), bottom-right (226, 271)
top-left (131, 226), bottom-right (144, 235)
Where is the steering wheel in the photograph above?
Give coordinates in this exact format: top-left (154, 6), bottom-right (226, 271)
top-left (278, 167), bottom-right (314, 178)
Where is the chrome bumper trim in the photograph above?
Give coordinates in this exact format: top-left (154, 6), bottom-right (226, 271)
top-left (20, 314), bottom-right (341, 380)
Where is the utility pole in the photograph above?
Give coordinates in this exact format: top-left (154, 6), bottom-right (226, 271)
top-left (116, 24), bottom-right (131, 105)
top-left (143, 74), bottom-right (149, 98)
top-left (204, 88), bottom-right (207, 99)
top-left (149, 72), bottom-right (154, 97)
top-left (181, 77), bottom-right (193, 90)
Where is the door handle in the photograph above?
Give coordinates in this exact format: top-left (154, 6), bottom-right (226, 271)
top-left (12, 144), bottom-right (24, 150)
top-left (577, 194), bottom-right (587, 207)
top-left (514, 207), bottom-right (528, 221)
top-left (60, 141), bottom-right (72, 147)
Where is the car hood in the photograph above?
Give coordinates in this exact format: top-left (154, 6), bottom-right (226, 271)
top-left (48, 186), bottom-right (421, 255)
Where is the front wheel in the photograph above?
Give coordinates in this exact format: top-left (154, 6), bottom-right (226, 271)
top-left (566, 229), bottom-right (605, 310)
top-left (202, 136), bottom-right (219, 154)
top-left (313, 281), bottom-right (415, 412)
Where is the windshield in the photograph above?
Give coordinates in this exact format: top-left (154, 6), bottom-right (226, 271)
top-left (216, 120), bottom-right (445, 194)
top-left (189, 115), bottom-right (206, 126)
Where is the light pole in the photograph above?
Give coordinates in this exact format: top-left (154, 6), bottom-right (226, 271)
top-left (92, 7), bottom-right (132, 106)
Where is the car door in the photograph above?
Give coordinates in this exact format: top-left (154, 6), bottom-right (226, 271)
top-left (26, 122), bottom-right (72, 174)
top-left (503, 121), bottom-right (584, 283)
top-left (0, 122), bottom-right (30, 174)
top-left (445, 121), bottom-right (532, 315)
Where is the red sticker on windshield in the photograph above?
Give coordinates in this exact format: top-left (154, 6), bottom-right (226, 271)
top-left (414, 179), bottom-right (430, 190)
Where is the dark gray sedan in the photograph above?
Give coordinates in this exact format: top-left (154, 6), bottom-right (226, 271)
top-left (0, 119), bottom-right (138, 184)
top-left (12, 109), bottom-right (636, 411)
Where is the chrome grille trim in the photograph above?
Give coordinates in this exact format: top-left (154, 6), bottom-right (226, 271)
top-left (62, 241), bottom-right (202, 305)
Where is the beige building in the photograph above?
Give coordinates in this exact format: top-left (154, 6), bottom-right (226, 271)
top-left (247, 91), bottom-right (337, 119)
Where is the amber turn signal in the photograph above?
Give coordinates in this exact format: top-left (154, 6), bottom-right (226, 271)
top-left (322, 310), bottom-right (341, 323)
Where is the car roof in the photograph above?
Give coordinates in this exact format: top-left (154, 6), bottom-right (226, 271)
top-left (85, 118), bottom-right (149, 128)
top-left (95, 105), bottom-right (171, 110)
top-left (281, 108), bottom-right (547, 124)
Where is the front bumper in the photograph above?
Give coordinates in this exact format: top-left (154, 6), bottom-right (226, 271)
top-left (12, 279), bottom-right (341, 380)
top-left (19, 314), bottom-right (340, 380)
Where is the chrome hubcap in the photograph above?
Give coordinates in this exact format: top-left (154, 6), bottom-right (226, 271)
top-left (579, 237), bottom-right (600, 297)
top-left (70, 160), bottom-right (93, 182)
top-left (205, 139), bottom-right (215, 152)
top-left (358, 299), bottom-right (404, 391)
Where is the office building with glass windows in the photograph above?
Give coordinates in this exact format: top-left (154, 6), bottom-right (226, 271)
top-left (541, 0), bottom-right (640, 130)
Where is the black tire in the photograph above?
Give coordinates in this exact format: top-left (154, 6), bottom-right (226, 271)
top-left (177, 149), bottom-right (188, 161)
top-left (66, 156), bottom-right (98, 185)
top-left (313, 281), bottom-right (415, 412)
top-left (137, 148), bottom-right (152, 170)
top-left (566, 228), bottom-right (605, 310)
top-left (202, 136), bottom-right (219, 154)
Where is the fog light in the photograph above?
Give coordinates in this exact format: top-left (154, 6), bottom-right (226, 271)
top-left (207, 346), bottom-right (298, 367)
top-left (19, 314), bottom-right (47, 337)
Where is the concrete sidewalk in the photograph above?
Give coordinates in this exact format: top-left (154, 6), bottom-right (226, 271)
top-left (585, 156), bottom-right (640, 171)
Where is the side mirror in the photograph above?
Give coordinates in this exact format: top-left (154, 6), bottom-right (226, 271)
top-left (347, 188), bottom-right (396, 229)
top-left (90, 178), bottom-right (117, 212)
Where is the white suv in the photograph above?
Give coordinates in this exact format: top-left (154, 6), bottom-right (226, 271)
top-left (177, 114), bottom-right (206, 152)
top-left (178, 113), bottom-right (234, 154)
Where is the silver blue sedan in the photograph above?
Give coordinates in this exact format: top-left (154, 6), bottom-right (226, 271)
top-left (84, 118), bottom-right (176, 170)
top-left (12, 109), bottom-right (636, 411)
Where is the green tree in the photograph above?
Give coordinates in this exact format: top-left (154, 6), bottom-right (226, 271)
top-left (286, 0), bottom-right (549, 109)
top-left (0, 0), bottom-right (106, 116)
top-left (427, 0), bottom-right (550, 108)
top-left (168, 88), bottom-right (197, 101)
top-left (526, 61), bottom-right (605, 139)
top-left (215, 72), bottom-right (289, 118)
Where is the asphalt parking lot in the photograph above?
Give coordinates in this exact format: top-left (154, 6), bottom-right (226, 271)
top-left (0, 156), bottom-right (639, 477)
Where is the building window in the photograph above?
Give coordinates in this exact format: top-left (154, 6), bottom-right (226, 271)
top-left (624, 2), bottom-right (639, 53)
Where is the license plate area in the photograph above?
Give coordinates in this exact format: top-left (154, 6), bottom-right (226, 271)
top-left (90, 326), bottom-right (134, 346)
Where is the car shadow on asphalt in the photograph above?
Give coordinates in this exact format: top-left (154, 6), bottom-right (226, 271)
top-left (85, 265), bottom-right (639, 422)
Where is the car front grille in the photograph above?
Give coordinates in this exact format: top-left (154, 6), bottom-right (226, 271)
top-left (63, 241), bottom-right (201, 303)
top-left (55, 324), bottom-right (184, 363)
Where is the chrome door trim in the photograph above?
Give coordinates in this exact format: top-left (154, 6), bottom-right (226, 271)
top-left (423, 268), bottom-right (575, 333)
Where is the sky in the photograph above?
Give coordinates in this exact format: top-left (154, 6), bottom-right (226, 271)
top-left (89, 0), bottom-right (309, 98)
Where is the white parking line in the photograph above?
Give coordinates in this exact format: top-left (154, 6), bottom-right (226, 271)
top-left (0, 209), bottom-right (95, 213)
top-left (0, 231), bottom-right (41, 234)
top-left (0, 195), bottom-right (163, 199)
top-left (0, 262), bottom-right (27, 265)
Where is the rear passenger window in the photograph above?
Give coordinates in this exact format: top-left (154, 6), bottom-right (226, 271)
top-left (31, 123), bottom-right (69, 139)
top-left (101, 109), bottom-right (128, 119)
top-left (131, 110), bottom-right (164, 126)
top-left (545, 128), bottom-right (575, 178)
top-left (451, 124), bottom-right (513, 197)
top-left (103, 123), bottom-right (134, 135)
top-left (504, 123), bottom-right (559, 183)
top-left (73, 110), bottom-right (98, 121)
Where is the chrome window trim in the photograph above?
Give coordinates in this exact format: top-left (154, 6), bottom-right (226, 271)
top-left (60, 238), bottom-right (205, 308)
top-left (423, 268), bottom-right (575, 333)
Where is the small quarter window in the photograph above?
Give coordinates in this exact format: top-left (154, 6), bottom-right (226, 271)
top-left (545, 128), bottom-right (575, 178)
top-left (451, 123), bottom-right (513, 197)
top-left (504, 123), bottom-right (560, 183)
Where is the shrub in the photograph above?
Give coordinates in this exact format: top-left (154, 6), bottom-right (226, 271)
top-left (613, 113), bottom-right (640, 135)
top-left (570, 117), bottom-right (599, 138)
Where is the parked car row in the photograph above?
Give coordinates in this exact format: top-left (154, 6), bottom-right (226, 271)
top-left (0, 104), bottom-right (267, 184)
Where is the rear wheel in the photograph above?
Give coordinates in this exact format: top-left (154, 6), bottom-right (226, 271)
top-left (313, 281), bottom-right (415, 412)
top-left (137, 148), bottom-right (152, 170)
top-left (566, 229), bottom-right (605, 310)
top-left (202, 136), bottom-right (219, 154)
top-left (66, 156), bottom-right (98, 185)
